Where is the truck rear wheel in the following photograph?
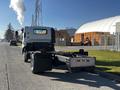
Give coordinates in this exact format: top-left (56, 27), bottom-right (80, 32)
top-left (31, 55), bottom-right (39, 74)
top-left (31, 53), bottom-right (52, 74)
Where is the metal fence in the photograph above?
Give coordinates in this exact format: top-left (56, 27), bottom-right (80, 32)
top-left (115, 32), bottom-right (120, 51)
top-left (55, 46), bottom-right (115, 51)
top-left (55, 32), bottom-right (120, 52)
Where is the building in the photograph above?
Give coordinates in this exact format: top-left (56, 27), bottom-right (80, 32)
top-left (66, 28), bottom-right (76, 43)
top-left (74, 16), bottom-right (120, 46)
top-left (55, 28), bottom-right (76, 46)
top-left (75, 32), bottom-right (111, 46)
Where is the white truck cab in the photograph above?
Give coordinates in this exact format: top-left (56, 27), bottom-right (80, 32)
top-left (22, 26), bottom-right (55, 49)
top-left (22, 26), bottom-right (55, 63)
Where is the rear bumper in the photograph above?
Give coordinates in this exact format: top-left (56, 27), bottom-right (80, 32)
top-left (69, 57), bottom-right (96, 68)
top-left (56, 55), bottom-right (96, 68)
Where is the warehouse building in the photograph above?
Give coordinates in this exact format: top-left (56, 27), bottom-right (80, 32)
top-left (55, 28), bottom-right (76, 46)
top-left (74, 16), bottom-right (120, 46)
top-left (55, 30), bottom-right (70, 46)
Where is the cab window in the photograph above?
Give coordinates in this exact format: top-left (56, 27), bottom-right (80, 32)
top-left (33, 29), bottom-right (47, 35)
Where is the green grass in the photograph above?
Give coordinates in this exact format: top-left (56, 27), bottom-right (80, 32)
top-left (88, 50), bottom-right (120, 75)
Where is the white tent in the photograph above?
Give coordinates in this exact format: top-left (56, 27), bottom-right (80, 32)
top-left (76, 16), bottom-right (120, 34)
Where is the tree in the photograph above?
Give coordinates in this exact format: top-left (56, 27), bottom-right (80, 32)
top-left (4, 23), bottom-right (14, 42)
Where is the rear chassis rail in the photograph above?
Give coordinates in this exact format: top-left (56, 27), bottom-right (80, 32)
top-left (23, 49), bottom-right (96, 73)
top-left (55, 52), bottom-right (96, 73)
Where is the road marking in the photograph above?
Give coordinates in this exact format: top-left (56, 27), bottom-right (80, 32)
top-left (5, 64), bottom-right (10, 90)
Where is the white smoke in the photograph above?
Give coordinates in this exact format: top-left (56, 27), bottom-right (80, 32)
top-left (9, 0), bottom-right (25, 26)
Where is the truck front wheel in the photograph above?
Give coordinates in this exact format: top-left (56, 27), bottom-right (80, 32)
top-left (24, 53), bottom-right (29, 63)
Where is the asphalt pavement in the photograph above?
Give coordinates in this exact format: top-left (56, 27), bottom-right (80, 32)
top-left (0, 42), bottom-right (120, 90)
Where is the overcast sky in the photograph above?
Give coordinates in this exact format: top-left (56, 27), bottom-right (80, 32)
top-left (0, 0), bottom-right (120, 38)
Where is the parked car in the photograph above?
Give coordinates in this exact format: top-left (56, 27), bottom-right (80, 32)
top-left (10, 40), bottom-right (17, 46)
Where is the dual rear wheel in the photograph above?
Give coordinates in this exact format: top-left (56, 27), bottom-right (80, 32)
top-left (30, 53), bottom-right (53, 74)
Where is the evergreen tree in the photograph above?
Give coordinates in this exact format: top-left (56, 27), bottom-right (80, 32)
top-left (4, 23), bottom-right (14, 42)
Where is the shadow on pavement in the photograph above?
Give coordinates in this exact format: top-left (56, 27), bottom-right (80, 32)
top-left (38, 71), bottom-right (120, 90)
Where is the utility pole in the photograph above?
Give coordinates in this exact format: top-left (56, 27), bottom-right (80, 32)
top-left (34, 0), bottom-right (42, 26)
top-left (31, 14), bottom-right (35, 26)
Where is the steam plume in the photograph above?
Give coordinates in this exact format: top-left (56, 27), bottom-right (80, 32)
top-left (9, 0), bottom-right (25, 26)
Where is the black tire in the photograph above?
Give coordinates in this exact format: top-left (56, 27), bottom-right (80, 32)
top-left (79, 49), bottom-right (84, 55)
top-left (24, 53), bottom-right (28, 63)
top-left (31, 53), bottom-right (52, 74)
top-left (84, 51), bottom-right (88, 56)
top-left (31, 54), bottom-right (40, 74)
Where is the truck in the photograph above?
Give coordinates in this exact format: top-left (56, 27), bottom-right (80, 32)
top-left (22, 26), bottom-right (96, 74)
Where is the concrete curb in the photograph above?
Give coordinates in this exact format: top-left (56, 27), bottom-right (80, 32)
top-left (95, 70), bottom-right (120, 83)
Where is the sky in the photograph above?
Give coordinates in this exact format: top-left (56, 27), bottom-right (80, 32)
top-left (0, 0), bottom-right (120, 38)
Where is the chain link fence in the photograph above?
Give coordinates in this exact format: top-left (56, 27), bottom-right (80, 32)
top-left (55, 33), bottom-right (120, 52)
